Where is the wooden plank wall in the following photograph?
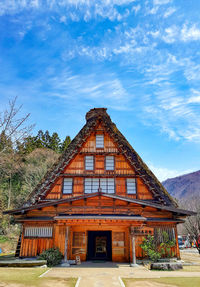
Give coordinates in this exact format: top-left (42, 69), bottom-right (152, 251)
top-left (19, 221), bottom-right (178, 260)
top-left (44, 128), bottom-right (154, 201)
top-left (20, 234), bottom-right (53, 257)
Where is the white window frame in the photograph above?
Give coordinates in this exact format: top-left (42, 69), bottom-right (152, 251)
top-left (105, 156), bottom-right (114, 170)
top-left (63, 178), bottom-right (73, 194)
top-left (126, 178), bottom-right (136, 194)
top-left (96, 134), bottom-right (104, 148)
top-left (85, 156), bottom-right (94, 170)
top-left (24, 226), bottom-right (53, 238)
top-left (84, 178), bottom-right (115, 194)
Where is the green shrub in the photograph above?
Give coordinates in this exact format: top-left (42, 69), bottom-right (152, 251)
top-left (140, 234), bottom-right (161, 262)
top-left (160, 231), bottom-right (176, 258)
top-left (39, 248), bottom-right (63, 266)
top-left (140, 232), bottom-right (176, 262)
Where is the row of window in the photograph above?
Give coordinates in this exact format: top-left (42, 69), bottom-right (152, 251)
top-left (85, 155), bottom-right (114, 171)
top-left (63, 178), bottom-right (136, 194)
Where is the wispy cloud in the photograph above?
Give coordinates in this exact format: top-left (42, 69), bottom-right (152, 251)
top-left (0, 0), bottom-right (135, 21)
top-left (163, 7), bottom-right (176, 18)
top-left (153, 0), bottom-right (173, 5)
top-left (149, 163), bottom-right (192, 181)
top-left (1, 0), bottom-right (200, 145)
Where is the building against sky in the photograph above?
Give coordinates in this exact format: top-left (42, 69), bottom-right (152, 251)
top-left (1, 1), bottom-right (200, 181)
top-left (4, 109), bottom-right (194, 262)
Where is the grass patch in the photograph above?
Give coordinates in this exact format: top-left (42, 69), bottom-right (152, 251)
top-left (0, 268), bottom-right (77, 287)
top-left (0, 235), bottom-right (17, 254)
top-left (0, 235), bottom-right (10, 243)
top-left (123, 277), bottom-right (200, 287)
top-left (0, 268), bottom-right (47, 285)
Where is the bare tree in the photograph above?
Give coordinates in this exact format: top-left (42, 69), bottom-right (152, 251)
top-left (180, 197), bottom-right (200, 254)
top-left (0, 97), bottom-right (34, 154)
top-left (0, 97), bottom-right (34, 209)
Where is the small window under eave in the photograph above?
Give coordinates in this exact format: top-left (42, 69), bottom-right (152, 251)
top-left (96, 134), bottom-right (104, 148)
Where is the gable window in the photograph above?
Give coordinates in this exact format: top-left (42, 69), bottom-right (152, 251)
top-left (85, 156), bottom-right (94, 170)
top-left (96, 134), bottom-right (104, 148)
top-left (63, 178), bottom-right (73, 194)
top-left (126, 178), bottom-right (136, 194)
top-left (85, 178), bottom-right (115, 194)
top-left (106, 156), bottom-right (114, 170)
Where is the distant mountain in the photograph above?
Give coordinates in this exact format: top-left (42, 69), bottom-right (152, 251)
top-left (162, 170), bottom-right (200, 199)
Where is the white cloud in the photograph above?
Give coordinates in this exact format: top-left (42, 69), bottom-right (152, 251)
top-left (181, 24), bottom-right (200, 41)
top-left (149, 30), bottom-right (160, 38)
top-left (153, 0), bottom-right (173, 5)
top-left (143, 84), bottom-right (200, 143)
top-left (31, 0), bottom-right (39, 8)
top-left (188, 89), bottom-right (200, 104)
top-left (41, 69), bottom-right (132, 111)
top-left (60, 16), bottom-right (67, 23)
top-left (147, 6), bottom-right (159, 15)
top-left (184, 62), bottom-right (200, 81)
top-left (132, 4), bottom-right (141, 14)
top-left (0, 0), bottom-right (134, 21)
top-left (163, 7), bottom-right (176, 18)
top-left (162, 26), bottom-right (178, 43)
top-left (149, 163), bottom-right (192, 181)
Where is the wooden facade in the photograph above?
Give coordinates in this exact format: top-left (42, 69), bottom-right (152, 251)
top-left (4, 108), bottom-right (194, 262)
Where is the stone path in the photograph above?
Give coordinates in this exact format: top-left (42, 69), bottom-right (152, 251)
top-left (44, 262), bottom-right (200, 287)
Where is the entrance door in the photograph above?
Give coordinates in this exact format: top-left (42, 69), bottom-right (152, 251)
top-left (87, 231), bottom-right (112, 260)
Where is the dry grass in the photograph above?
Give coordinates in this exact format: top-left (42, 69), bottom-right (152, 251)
top-left (0, 268), bottom-right (77, 287)
top-left (181, 265), bottom-right (200, 272)
top-left (123, 277), bottom-right (200, 287)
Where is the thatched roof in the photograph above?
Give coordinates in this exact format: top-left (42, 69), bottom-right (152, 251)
top-left (24, 108), bottom-right (177, 207)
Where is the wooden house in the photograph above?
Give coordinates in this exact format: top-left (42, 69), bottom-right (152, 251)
top-left (4, 108), bottom-right (194, 262)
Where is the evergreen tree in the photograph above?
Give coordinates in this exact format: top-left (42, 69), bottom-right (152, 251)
top-left (49, 132), bottom-right (61, 153)
top-left (44, 130), bottom-right (51, 149)
top-left (61, 136), bottom-right (71, 152)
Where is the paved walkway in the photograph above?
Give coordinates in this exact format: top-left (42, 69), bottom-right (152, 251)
top-left (44, 262), bottom-right (200, 287)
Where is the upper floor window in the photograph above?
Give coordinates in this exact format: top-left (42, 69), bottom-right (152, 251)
top-left (63, 178), bottom-right (73, 194)
top-left (126, 178), bottom-right (136, 194)
top-left (106, 156), bottom-right (114, 170)
top-left (96, 134), bottom-right (104, 148)
top-left (85, 178), bottom-right (115, 194)
top-left (85, 156), bottom-right (94, 170)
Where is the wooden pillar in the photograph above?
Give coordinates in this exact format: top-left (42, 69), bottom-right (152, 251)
top-left (130, 236), bottom-right (138, 266)
top-left (130, 227), bottom-right (138, 267)
top-left (132, 236), bottom-right (136, 264)
top-left (175, 226), bottom-right (180, 259)
top-left (64, 226), bottom-right (69, 262)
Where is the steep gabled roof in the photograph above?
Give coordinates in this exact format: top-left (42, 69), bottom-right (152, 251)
top-left (24, 108), bottom-right (177, 207)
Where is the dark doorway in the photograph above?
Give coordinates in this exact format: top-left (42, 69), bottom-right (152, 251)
top-left (87, 231), bottom-right (112, 261)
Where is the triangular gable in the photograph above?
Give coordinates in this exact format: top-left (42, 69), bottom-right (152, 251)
top-left (24, 108), bottom-right (177, 208)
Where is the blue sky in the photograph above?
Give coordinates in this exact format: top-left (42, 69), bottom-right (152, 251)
top-left (0, 0), bottom-right (200, 181)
